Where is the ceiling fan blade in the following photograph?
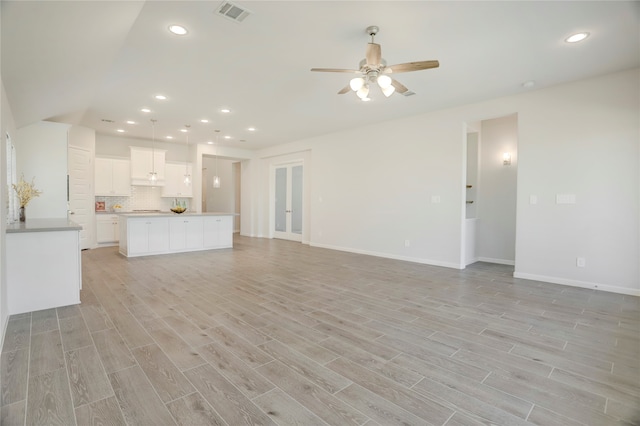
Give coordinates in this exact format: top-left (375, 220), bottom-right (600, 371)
top-left (365, 43), bottom-right (381, 67)
top-left (311, 68), bottom-right (360, 73)
top-left (386, 60), bottom-right (439, 74)
top-left (337, 85), bottom-right (351, 95)
top-left (391, 79), bottom-right (415, 97)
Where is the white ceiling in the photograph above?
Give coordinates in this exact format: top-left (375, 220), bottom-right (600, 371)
top-left (2, 1), bottom-right (639, 150)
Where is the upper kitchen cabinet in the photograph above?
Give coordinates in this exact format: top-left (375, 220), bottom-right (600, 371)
top-left (95, 157), bottom-right (130, 196)
top-left (162, 162), bottom-right (193, 198)
top-left (130, 146), bottom-right (166, 186)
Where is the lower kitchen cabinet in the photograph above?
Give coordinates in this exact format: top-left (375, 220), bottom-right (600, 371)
top-left (96, 214), bottom-right (120, 244)
top-left (169, 216), bottom-right (204, 250)
top-left (203, 215), bottom-right (233, 248)
top-left (119, 213), bottom-right (234, 257)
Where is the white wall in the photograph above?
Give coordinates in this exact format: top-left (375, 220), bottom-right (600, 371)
top-left (477, 114), bottom-right (518, 264)
top-left (513, 71), bottom-right (639, 294)
top-left (1, 79), bottom-right (18, 344)
top-left (246, 68), bottom-right (639, 295)
top-left (15, 121), bottom-right (70, 219)
top-left (202, 156), bottom-right (235, 213)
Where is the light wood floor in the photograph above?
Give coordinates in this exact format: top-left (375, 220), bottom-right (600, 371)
top-left (1, 236), bottom-right (639, 425)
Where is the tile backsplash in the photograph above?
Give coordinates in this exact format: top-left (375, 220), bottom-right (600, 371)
top-left (96, 186), bottom-right (191, 212)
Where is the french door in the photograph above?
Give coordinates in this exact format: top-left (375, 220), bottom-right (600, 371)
top-left (273, 163), bottom-right (303, 242)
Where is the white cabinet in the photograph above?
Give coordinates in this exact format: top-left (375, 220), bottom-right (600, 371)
top-left (96, 214), bottom-right (120, 244)
top-left (119, 214), bottom-right (234, 257)
top-left (162, 162), bottom-right (193, 197)
top-left (169, 216), bottom-right (204, 250)
top-left (130, 147), bottom-right (166, 186)
top-left (121, 217), bottom-right (169, 256)
top-left (203, 215), bottom-right (233, 248)
top-left (95, 158), bottom-right (130, 196)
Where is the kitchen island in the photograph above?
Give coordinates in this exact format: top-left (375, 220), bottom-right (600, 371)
top-left (119, 212), bottom-right (235, 257)
top-left (6, 218), bottom-right (82, 314)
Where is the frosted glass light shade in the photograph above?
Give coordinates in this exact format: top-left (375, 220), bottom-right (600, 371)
top-left (148, 172), bottom-right (157, 182)
top-left (356, 85), bottom-right (369, 99)
top-left (382, 85), bottom-right (395, 97)
top-left (184, 174), bottom-right (191, 185)
top-left (350, 77), bottom-right (365, 91)
top-left (377, 74), bottom-right (392, 89)
top-left (213, 175), bottom-right (221, 188)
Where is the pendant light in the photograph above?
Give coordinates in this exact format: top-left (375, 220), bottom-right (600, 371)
top-left (183, 125), bottom-right (191, 185)
top-left (213, 130), bottom-right (221, 188)
top-left (148, 119), bottom-right (158, 182)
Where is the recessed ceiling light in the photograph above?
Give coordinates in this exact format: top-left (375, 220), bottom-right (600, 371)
top-left (361, 97), bottom-right (371, 102)
top-left (168, 25), bottom-right (188, 35)
top-left (166, 136), bottom-right (173, 139)
top-left (141, 108), bottom-right (151, 113)
top-left (220, 108), bottom-right (231, 113)
top-left (126, 120), bottom-right (136, 124)
top-left (200, 119), bottom-right (209, 123)
top-left (565, 32), bottom-right (589, 43)
top-left (101, 118), bottom-right (115, 123)
top-left (180, 129), bottom-right (188, 133)
top-left (224, 135), bottom-right (231, 139)
top-left (155, 94), bottom-right (167, 100)
top-left (116, 129), bottom-right (125, 133)
top-left (522, 80), bottom-right (536, 88)
top-left (207, 141), bottom-right (214, 145)
top-left (247, 127), bottom-right (256, 132)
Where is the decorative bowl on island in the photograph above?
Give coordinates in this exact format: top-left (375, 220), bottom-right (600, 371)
top-left (170, 207), bottom-right (187, 214)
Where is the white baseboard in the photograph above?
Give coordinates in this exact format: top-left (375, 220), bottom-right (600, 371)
top-left (476, 257), bottom-right (515, 266)
top-left (514, 272), bottom-right (640, 296)
top-left (310, 242), bottom-right (462, 269)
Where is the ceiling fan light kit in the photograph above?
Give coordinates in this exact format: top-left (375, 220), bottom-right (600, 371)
top-left (311, 25), bottom-right (439, 100)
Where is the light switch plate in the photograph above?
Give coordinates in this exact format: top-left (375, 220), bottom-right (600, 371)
top-left (556, 194), bottom-right (576, 204)
top-left (530, 195), bottom-right (538, 205)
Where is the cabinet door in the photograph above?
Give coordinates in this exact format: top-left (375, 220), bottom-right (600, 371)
top-left (128, 219), bottom-right (149, 254)
top-left (94, 158), bottom-right (112, 195)
top-left (130, 148), bottom-right (166, 184)
top-left (162, 163), bottom-right (193, 197)
top-left (96, 219), bottom-right (115, 243)
top-left (184, 217), bottom-right (203, 248)
top-left (147, 218), bottom-right (169, 253)
top-left (217, 216), bottom-right (233, 247)
top-left (111, 159), bottom-right (131, 195)
top-left (203, 216), bottom-right (233, 248)
top-left (169, 218), bottom-right (186, 250)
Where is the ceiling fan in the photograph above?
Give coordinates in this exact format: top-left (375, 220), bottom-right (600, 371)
top-left (311, 26), bottom-right (439, 100)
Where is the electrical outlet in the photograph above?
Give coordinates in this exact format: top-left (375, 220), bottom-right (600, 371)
top-left (576, 257), bottom-right (586, 267)
top-left (404, 239), bottom-right (410, 247)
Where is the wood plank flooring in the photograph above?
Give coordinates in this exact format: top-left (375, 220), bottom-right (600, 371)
top-left (1, 235), bottom-right (639, 425)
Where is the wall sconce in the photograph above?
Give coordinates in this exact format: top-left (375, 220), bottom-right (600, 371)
top-left (503, 152), bottom-right (512, 166)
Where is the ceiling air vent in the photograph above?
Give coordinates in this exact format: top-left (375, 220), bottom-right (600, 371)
top-left (216, 1), bottom-right (251, 23)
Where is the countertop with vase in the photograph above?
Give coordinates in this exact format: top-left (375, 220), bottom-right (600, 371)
top-left (6, 218), bottom-right (82, 233)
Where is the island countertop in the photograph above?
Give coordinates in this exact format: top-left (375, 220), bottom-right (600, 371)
top-left (6, 218), bottom-right (82, 233)
top-left (117, 212), bottom-right (237, 218)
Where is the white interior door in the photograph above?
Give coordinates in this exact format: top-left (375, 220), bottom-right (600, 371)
top-left (274, 163), bottom-right (303, 242)
top-left (68, 147), bottom-right (93, 249)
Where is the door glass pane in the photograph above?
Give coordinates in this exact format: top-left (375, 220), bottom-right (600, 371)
top-left (275, 167), bottom-right (287, 232)
top-left (291, 165), bottom-right (303, 234)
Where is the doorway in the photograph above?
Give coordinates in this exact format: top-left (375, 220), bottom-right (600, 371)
top-left (463, 114), bottom-right (518, 267)
top-left (273, 162), bottom-right (303, 242)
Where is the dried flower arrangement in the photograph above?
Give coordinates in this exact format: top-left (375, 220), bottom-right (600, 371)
top-left (12, 174), bottom-right (42, 207)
